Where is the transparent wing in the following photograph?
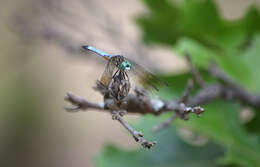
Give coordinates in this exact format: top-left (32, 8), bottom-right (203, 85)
top-left (80, 46), bottom-right (118, 87)
top-left (125, 58), bottom-right (169, 91)
top-left (100, 59), bottom-right (117, 87)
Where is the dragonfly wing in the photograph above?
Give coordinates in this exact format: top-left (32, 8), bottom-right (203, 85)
top-left (81, 45), bottom-right (117, 86)
top-left (100, 59), bottom-right (117, 87)
top-left (126, 58), bottom-right (169, 91)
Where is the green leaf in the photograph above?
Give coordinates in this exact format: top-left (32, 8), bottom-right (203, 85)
top-left (137, 0), bottom-right (260, 50)
top-left (96, 116), bottom-right (224, 167)
top-left (174, 37), bottom-right (216, 68)
top-left (175, 33), bottom-right (260, 93)
top-left (176, 100), bottom-right (260, 167)
top-left (246, 108), bottom-right (260, 134)
top-left (239, 34), bottom-right (260, 92)
top-left (174, 37), bottom-right (253, 88)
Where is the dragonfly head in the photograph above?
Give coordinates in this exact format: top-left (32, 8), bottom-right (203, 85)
top-left (120, 60), bottom-right (132, 71)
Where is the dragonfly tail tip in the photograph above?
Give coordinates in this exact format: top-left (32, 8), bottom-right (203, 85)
top-left (82, 45), bottom-right (89, 50)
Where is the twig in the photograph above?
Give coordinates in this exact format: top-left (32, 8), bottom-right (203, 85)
top-left (65, 91), bottom-right (204, 117)
top-left (185, 53), bottom-right (206, 88)
top-left (152, 113), bottom-right (177, 132)
top-left (182, 59), bottom-right (260, 108)
top-left (112, 111), bottom-right (156, 149)
top-left (153, 79), bottom-right (195, 132)
top-left (208, 62), bottom-right (260, 108)
top-left (178, 79), bottom-right (194, 103)
top-left (64, 92), bottom-right (104, 111)
top-left (208, 61), bottom-right (236, 86)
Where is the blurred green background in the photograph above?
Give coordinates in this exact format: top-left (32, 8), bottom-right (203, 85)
top-left (1, 0), bottom-right (260, 167)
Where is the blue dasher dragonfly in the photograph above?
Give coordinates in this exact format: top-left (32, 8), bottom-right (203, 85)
top-left (81, 45), bottom-right (169, 91)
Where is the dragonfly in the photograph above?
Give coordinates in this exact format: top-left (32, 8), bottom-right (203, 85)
top-left (81, 45), bottom-right (169, 91)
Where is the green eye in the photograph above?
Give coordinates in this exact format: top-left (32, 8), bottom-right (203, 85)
top-left (120, 61), bottom-right (132, 71)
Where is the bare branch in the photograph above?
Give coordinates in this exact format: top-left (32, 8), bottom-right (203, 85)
top-left (208, 61), bottom-right (236, 86)
top-left (186, 84), bottom-right (222, 106)
top-left (153, 79), bottom-right (196, 132)
top-left (208, 62), bottom-right (260, 108)
top-left (185, 53), bottom-right (206, 88)
top-left (178, 79), bottom-right (194, 103)
top-left (152, 113), bottom-right (177, 133)
top-left (64, 92), bottom-right (104, 111)
top-left (65, 91), bottom-right (204, 116)
top-left (112, 111), bottom-right (156, 149)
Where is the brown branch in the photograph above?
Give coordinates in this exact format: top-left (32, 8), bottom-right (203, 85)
top-left (112, 111), bottom-right (156, 149)
top-left (64, 92), bottom-right (104, 111)
top-left (178, 79), bottom-right (194, 103)
top-left (153, 79), bottom-right (195, 132)
top-left (208, 62), bottom-right (260, 107)
top-left (152, 113), bottom-right (177, 132)
top-left (182, 57), bottom-right (260, 108)
top-left (185, 53), bottom-right (206, 88)
top-left (64, 91), bottom-right (203, 117)
top-left (64, 80), bottom-right (203, 142)
top-left (64, 82), bottom-right (204, 136)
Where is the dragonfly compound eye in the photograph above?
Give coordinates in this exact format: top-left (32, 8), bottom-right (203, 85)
top-left (121, 61), bottom-right (132, 71)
